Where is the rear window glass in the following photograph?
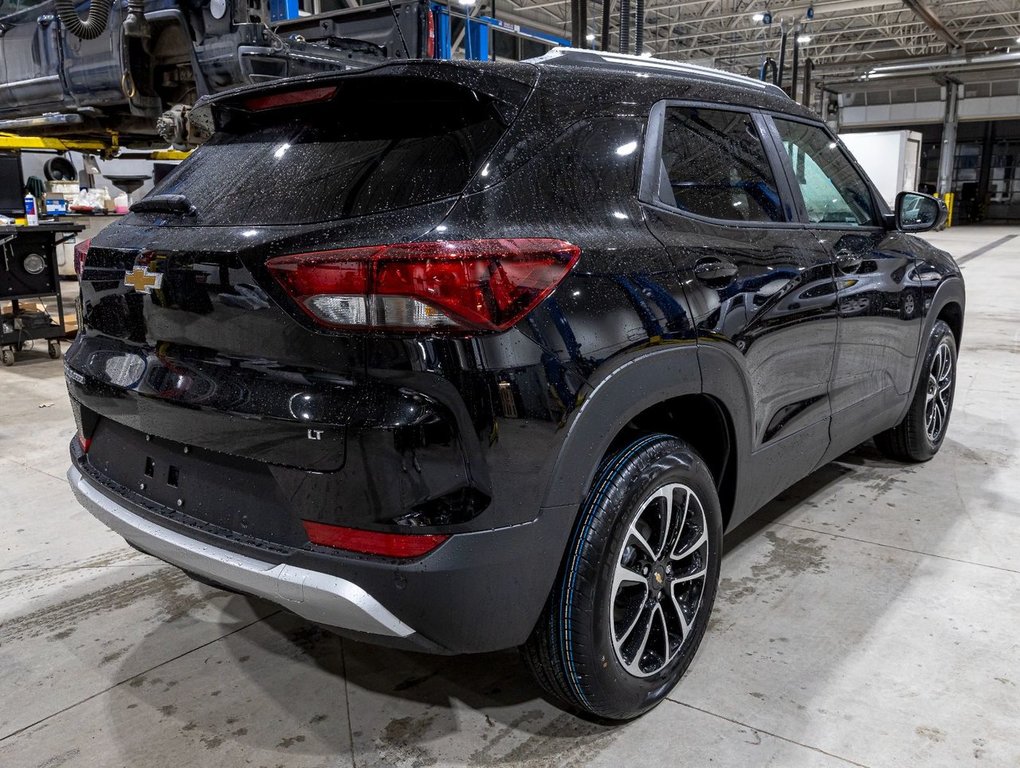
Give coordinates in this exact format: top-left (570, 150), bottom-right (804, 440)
top-left (148, 78), bottom-right (512, 225)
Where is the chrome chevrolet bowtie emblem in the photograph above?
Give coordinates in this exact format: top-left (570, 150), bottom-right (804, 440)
top-left (124, 266), bottom-right (163, 294)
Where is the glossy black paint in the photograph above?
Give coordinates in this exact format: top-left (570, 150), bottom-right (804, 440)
top-left (66, 54), bottom-right (965, 653)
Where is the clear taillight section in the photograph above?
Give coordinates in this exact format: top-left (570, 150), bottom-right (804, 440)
top-left (266, 238), bottom-right (581, 333)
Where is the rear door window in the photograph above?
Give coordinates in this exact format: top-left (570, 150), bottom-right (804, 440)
top-left (773, 118), bottom-right (878, 226)
top-left (147, 77), bottom-right (519, 226)
top-left (657, 106), bottom-right (785, 223)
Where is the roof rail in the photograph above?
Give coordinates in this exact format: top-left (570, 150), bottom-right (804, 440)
top-left (527, 47), bottom-right (787, 97)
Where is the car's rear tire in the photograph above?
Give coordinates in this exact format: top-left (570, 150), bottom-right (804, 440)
top-left (522, 434), bottom-right (722, 720)
top-left (875, 319), bottom-right (957, 462)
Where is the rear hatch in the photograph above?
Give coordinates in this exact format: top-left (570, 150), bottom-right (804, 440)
top-left (68, 63), bottom-right (538, 484)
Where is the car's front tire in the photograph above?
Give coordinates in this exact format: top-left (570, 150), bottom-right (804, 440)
top-left (522, 434), bottom-right (722, 720)
top-left (875, 319), bottom-right (957, 462)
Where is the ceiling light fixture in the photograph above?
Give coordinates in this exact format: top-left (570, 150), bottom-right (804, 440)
top-left (752, 12), bottom-right (765, 21)
top-left (797, 35), bottom-right (812, 44)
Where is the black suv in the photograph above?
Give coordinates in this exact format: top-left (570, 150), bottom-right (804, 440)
top-left (65, 49), bottom-right (964, 721)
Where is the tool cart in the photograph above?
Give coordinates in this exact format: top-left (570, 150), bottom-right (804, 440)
top-left (1, 223), bottom-right (85, 366)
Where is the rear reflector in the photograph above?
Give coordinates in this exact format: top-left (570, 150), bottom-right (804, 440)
top-left (78, 433), bottom-right (91, 453)
top-left (244, 86), bottom-right (338, 111)
top-left (302, 520), bottom-right (449, 558)
top-left (266, 238), bottom-right (580, 333)
top-left (73, 238), bottom-right (91, 278)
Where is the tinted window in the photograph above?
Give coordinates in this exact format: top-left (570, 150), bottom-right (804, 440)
top-left (774, 119), bottom-right (877, 226)
top-left (658, 107), bottom-right (784, 222)
top-left (148, 78), bottom-right (512, 226)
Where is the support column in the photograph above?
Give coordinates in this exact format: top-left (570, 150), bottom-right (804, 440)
top-left (936, 81), bottom-right (959, 195)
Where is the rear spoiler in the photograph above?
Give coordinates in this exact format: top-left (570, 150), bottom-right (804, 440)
top-left (188, 60), bottom-right (540, 143)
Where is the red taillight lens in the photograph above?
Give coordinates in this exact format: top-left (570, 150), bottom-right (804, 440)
top-left (73, 238), bottom-right (91, 278)
top-left (244, 86), bottom-right (337, 111)
top-left (266, 238), bottom-right (580, 333)
top-left (302, 521), bottom-right (448, 558)
top-left (426, 9), bottom-right (436, 58)
top-left (78, 433), bottom-right (91, 453)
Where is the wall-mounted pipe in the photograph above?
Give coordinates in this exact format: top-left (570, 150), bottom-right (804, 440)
top-left (620, 0), bottom-right (630, 54)
top-left (760, 57), bottom-right (777, 84)
top-left (602, 0), bottom-right (612, 51)
top-left (802, 57), bottom-right (813, 106)
top-left (635, 0), bottom-right (644, 54)
top-left (580, 0), bottom-right (589, 49)
top-left (777, 23), bottom-right (789, 91)
top-left (791, 29), bottom-right (800, 99)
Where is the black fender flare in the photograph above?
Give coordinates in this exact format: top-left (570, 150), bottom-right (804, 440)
top-left (539, 342), bottom-right (702, 511)
top-left (539, 340), bottom-right (756, 519)
top-left (901, 275), bottom-right (966, 420)
top-left (695, 341), bottom-right (756, 524)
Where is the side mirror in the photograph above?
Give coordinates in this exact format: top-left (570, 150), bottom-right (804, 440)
top-left (895, 191), bottom-right (947, 233)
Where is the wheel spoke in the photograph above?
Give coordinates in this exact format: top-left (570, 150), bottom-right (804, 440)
top-left (649, 488), bottom-right (673, 560)
top-left (629, 528), bottom-right (658, 561)
top-left (614, 591), bottom-right (650, 650)
top-left (672, 567), bottom-right (708, 585)
top-left (939, 350), bottom-right (952, 381)
top-left (668, 587), bottom-right (691, 642)
top-left (628, 603), bottom-right (660, 673)
top-left (674, 487), bottom-right (691, 546)
top-left (613, 562), bottom-right (646, 588)
top-left (672, 529), bottom-right (707, 562)
top-left (656, 603), bottom-right (672, 662)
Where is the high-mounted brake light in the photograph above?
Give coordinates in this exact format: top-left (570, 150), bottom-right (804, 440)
top-left (302, 520), bottom-right (448, 558)
top-left (73, 238), bottom-right (91, 278)
top-left (244, 86), bottom-right (338, 111)
top-left (266, 238), bottom-right (581, 333)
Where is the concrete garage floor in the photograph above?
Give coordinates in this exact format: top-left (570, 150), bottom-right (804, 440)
top-left (2, 227), bottom-right (1019, 768)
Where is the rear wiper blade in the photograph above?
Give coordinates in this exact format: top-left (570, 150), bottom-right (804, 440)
top-left (131, 194), bottom-right (196, 215)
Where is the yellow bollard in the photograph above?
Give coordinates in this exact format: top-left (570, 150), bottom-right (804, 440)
top-left (935, 192), bottom-right (954, 228)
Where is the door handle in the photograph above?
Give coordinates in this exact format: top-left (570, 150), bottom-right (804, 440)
top-left (836, 250), bottom-right (863, 274)
top-left (694, 259), bottom-right (739, 284)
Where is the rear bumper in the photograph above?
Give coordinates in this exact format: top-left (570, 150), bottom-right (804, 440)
top-left (67, 452), bottom-right (576, 654)
top-left (68, 465), bottom-right (415, 639)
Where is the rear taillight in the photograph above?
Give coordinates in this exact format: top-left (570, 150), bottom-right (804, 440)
top-left (73, 238), bottom-right (91, 278)
top-left (78, 433), bottom-right (91, 453)
top-left (302, 520), bottom-right (448, 558)
top-left (244, 86), bottom-right (337, 111)
top-left (266, 238), bottom-right (580, 333)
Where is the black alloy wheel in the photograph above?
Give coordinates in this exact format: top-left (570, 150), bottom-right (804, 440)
top-left (523, 434), bottom-right (722, 720)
